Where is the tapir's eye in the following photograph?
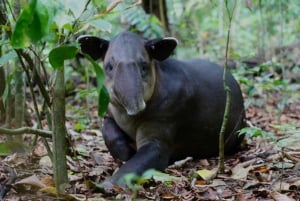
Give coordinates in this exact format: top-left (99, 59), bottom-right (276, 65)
top-left (105, 64), bottom-right (113, 73)
top-left (141, 62), bottom-right (149, 77)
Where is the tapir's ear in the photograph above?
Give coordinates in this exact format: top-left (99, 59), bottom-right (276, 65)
top-left (77, 35), bottom-right (109, 60)
top-left (145, 37), bottom-right (178, 61)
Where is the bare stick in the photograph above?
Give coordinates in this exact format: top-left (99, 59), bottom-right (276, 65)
top-left (0, 127), bottom-right (52, 138)
top-left (218, 0), bottom-right (236, 173)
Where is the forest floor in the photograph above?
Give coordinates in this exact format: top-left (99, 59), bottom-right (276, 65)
top-left (1, 80), bottom-right (300, 201)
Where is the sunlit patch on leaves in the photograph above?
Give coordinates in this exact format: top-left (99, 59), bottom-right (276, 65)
top-left (196, 168), bottom-right (218, 181)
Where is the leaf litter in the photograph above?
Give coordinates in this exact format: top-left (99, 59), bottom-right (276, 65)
top-left (0, 86), bottom-right (300, 200)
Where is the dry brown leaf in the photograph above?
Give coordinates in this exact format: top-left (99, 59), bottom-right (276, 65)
top-left (14, 174), bottom-right (46, 192)
top-left (39, 155), bottom-right (52, 168)
top-left (195, 179), bottom-right (206, 186)
top-left (271, 181), bottom-right (291, 191)
top-left (39, 187), bottom-right (81, 200)
top-left (254, 165), bottom-right (269, 173)
top-left (289, 178), bottom-right (300, 190)
top-left (231, 163), bottom-right (252, 180)
top-left (269, 191), bottom-right (296, 201)
top-left (199, 159), bottom-right (210, 166)
top-left (161, 192), bottom-right (175, 199)
top-left (40, 175), bottom-right (55, 187)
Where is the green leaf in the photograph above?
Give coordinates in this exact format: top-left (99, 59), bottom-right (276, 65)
top-left (11, 0), bottom-right (55, 48)
top-left (81, 54), bottom-right (109, 116)
top-left (0, 51), bottom-right (17, 66)
top-left (74, 123), bottom-right (85, 132)
top-left (142, 169), bottom-right (181, 183)
top-left (82, 54), bottom-right (105, 88)
top-left (98, 86), bottom-right (109, 117)
top-left (238, 127), bottom-right (275, 141)
top-left (49, 45), bottom-right (78, 69)
top-left (230, 52), bottom-right (241, 59)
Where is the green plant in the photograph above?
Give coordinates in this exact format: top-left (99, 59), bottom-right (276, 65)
top-left (238, 127), bottom-right (276, 141)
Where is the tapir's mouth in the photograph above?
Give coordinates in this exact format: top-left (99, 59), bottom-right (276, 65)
top-left (112, 88), bottom-right (146, 116)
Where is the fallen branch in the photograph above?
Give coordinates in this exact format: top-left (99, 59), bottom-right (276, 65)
top-left (0, 127), bottom-right (52, 138)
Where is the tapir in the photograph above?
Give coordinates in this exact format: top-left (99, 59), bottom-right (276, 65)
top-left (78, 31), bottom-right (246, 186)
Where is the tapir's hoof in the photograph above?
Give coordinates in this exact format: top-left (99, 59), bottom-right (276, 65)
top-left (99, 180), bottom-right (127, 194)
top-left (99, 180), bottom-right (114, 193)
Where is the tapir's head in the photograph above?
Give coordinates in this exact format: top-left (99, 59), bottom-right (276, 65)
top-left (78, 31), bottom-right (177, 115)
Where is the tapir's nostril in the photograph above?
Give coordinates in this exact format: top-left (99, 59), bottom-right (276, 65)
top-left (126, 100), bottom-right (146, 116)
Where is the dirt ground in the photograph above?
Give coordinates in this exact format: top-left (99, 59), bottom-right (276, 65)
top-left (0, 85), bottom-right (300, 201)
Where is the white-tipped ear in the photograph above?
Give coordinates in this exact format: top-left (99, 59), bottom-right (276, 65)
top-left (163, 37), bottom-right (178, 45)
top-left (145, 37), bottom-right (178, 61)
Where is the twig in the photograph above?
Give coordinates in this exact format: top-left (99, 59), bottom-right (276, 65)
top-left (0, 127), bottom-right (52, 138)
top-left (218, 0), bottom-right (236, 173)
top-left (169, 157), bottom-right (193, 169)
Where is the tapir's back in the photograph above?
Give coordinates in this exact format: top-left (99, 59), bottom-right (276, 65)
top-left (154, 58), bottom-right (245, 160)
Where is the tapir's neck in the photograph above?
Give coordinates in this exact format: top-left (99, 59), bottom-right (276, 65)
top-left (143, 60), bottom-right (157, 102)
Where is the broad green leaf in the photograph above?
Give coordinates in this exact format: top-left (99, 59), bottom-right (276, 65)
top-left (11, 0), bottom-right (55, 48)
top-left (98, 86), bottom-right (109, 117)
top-left (10, 1), bottom-right (33, 48)
top-left (0, 51), bottom-right (17, 66)
top-left (49, 45), bottom-right (78, 69)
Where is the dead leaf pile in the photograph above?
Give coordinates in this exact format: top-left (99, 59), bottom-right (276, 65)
top-left (0, 84), bottom-right (299, 200)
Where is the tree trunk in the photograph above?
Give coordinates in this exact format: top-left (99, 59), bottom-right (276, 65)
top-left (52, 68), bottom-right (68, 194)
top-left (14, 69), bottom-right (25, 141)
top-left (142, 0), bottom-right (169, 33)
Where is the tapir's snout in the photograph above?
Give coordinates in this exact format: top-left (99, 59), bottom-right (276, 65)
top-left (125, 100), bottom-right (146, 116)
top-left (112, 62), bottom-right (147, 116)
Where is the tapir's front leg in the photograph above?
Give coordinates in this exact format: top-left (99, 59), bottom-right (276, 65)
top-left (110, 140), bottom-right (170, 185)
top-left (102, 117), bottom-right (135, 161)
top-left (109, 123), bottom-right (173, 186)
